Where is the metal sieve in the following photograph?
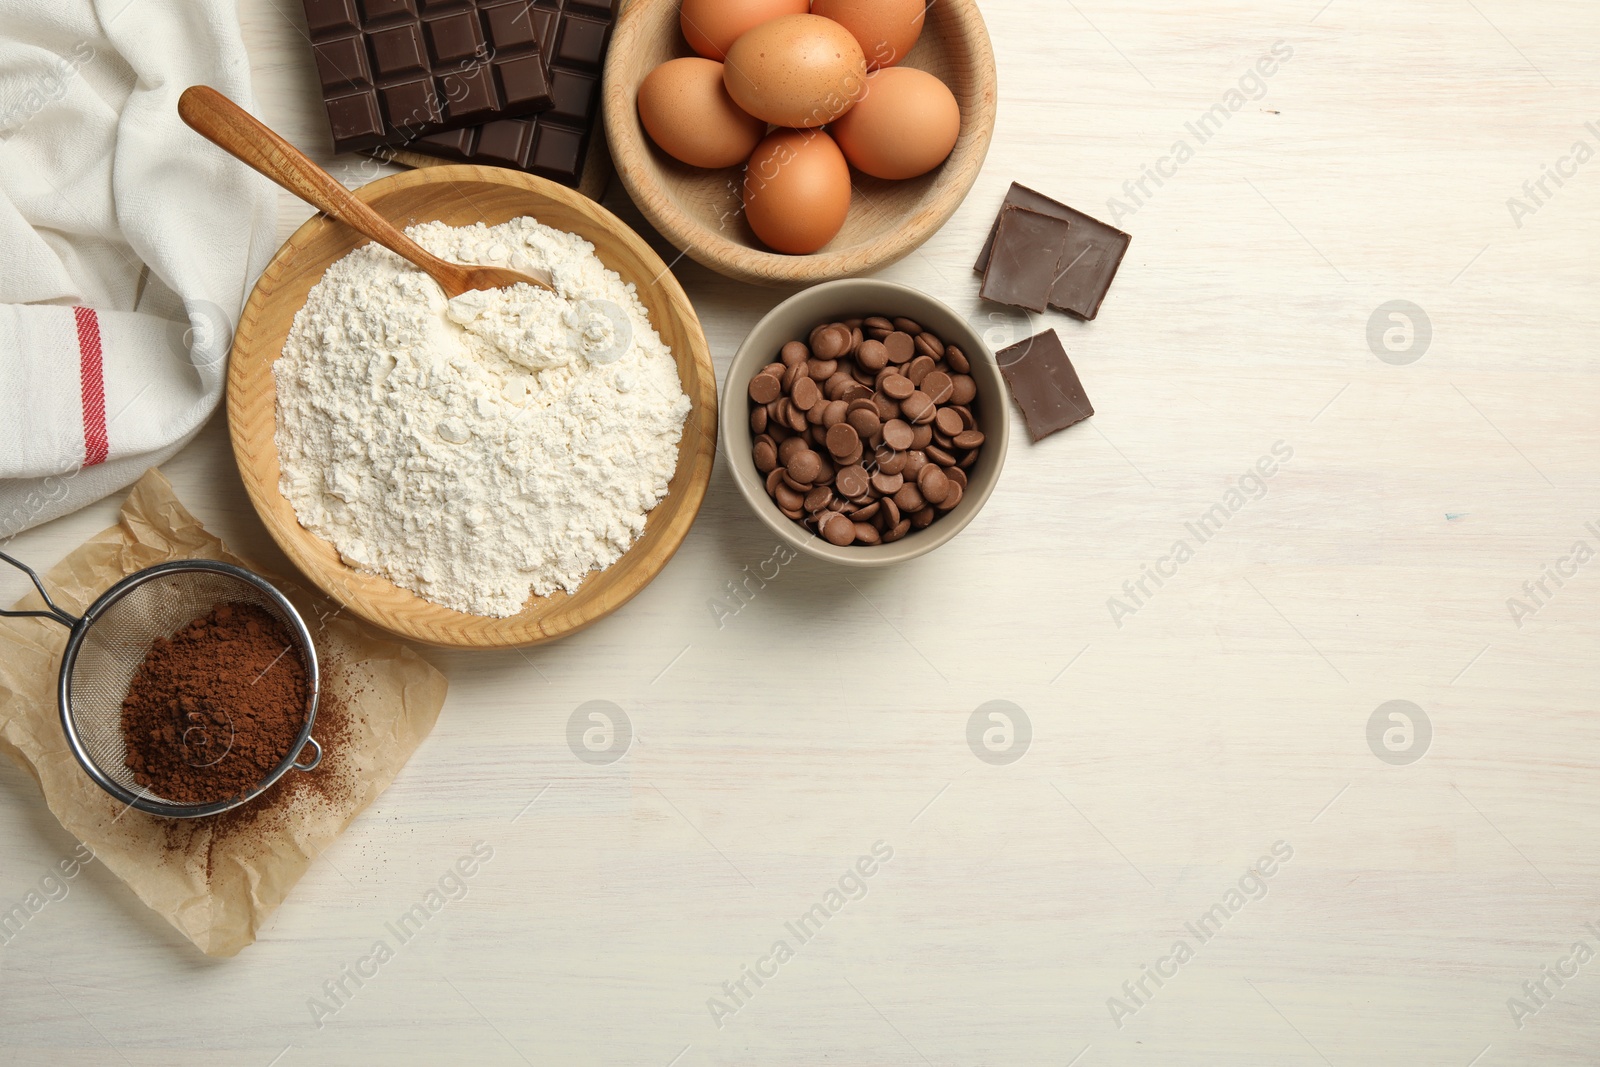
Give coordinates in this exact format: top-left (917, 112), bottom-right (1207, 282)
top-left (0, 551), bottom-right (321, 819)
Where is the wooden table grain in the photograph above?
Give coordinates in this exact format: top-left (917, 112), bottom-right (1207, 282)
top-left (2, 1), bottom-right (1596, 1064)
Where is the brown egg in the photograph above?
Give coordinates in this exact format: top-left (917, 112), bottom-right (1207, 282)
top-left (680, 0), bottom-right (809, 62)
top-left (638, 58), bottom-right (766, 169)
top-left (830, 68), bottom-right (961, 180)
top-left (724, 14), bottom-right (868, 129)
top-left (744, 129), bottom-right (853, 254)
top-left (810, 0), bottom-right (926, 69)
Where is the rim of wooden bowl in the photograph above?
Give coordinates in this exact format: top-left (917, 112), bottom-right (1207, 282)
top-left (603, 0), bottom-right (998, 287)
top-left (228, 165), bottom-right (719, 649)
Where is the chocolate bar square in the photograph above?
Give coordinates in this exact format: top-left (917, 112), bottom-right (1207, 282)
top-left (370, 23), bottom-right (426, 74)
top-left (995, 329), bottom-right (1095, 442)
top-left (979, 206), bottom-right (1073, 313)
top-left (314, 36), bottom-right (370, 91)
top-left (976, 183), bottom-right (1131, 320)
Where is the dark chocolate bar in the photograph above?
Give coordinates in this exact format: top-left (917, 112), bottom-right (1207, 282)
top-left (995, 329), bottom-right (1094, 442)
top-left (979, 206), bottom-right (1073, 313)
top-left (976, 183), bottom-right (1131, 320)
top-left (404, 0), bottom-right (617, 186)
top-left (304, 0), bottom-right (557, 154)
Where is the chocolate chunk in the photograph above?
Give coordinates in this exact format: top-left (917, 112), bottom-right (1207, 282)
top-left (995, 328), bottom-right (1094, 442)
top-left (976, 183), bottom-right (1131, 320)
top-left (299, 0), bottom-right (556, 153)
top-left (979, 205), bottom-right (1072, 313)
top-left (403, 0), bottom-right (617, 186)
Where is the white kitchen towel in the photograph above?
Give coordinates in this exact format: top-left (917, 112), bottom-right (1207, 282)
top-left (0, 0), bottom-right (276, 536)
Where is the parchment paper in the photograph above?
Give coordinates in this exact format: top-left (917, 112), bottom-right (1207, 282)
top-left (0, 469), bottom-right (448, 957)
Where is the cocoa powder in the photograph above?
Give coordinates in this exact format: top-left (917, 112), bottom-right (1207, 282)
top-left (120, 602), bottom-right (309, 806)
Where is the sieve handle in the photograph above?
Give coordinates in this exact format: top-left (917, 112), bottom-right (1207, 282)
top-left (292, 737), bottom-right (323, 772)
top-left (0, 550), bottom-right (78, 628)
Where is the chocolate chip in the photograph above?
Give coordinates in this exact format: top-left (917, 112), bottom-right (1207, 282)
top-left (871, 470), bottom-right (903, 495)
top-left (881, 374), bottom-right (914, 400)
top-left (846, 406), bottom-right (881, 438)
top-left (823, 512), bottom-right (856, 546)
top-left (836, 464), bottom-right (869, 498)
top-left (894, 484), bottom-right (925, 512)
top-left (883, 419), bottom-right (914, 450)
top-left (892, 317), bottom-right (922, 335)
top-left (826, 422), bottom-right (861, 459)
top-left (749, 374), bottom-right (780, 404)
top-left (812, 325), bottom-right (852, 360)
top-left (788, 449), bottom-right (822, 484)
top-left (917, 464), bottom-right (950, 504)
top-left (901, 392), bottom-right (936, 425)
top-left (791, 376), bottom-right (821, 410)
top-left (884, 332), bottom-right (915, 364)
top-left (857, 339), bottom-right (889, 371)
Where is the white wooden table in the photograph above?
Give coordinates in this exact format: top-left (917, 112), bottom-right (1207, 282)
top-left (3, 1), bottom-right (1598, 1063)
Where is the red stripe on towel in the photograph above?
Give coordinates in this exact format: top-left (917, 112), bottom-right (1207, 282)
top-left (73, 306), bottom-right (108, 467)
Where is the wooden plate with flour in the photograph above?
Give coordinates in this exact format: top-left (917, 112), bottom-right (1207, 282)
top-left (229, 165), bottom-right (717, 648)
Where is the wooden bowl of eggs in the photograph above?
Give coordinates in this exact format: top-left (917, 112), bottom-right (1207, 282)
top-left (604, 0), bottom-right (997, 287)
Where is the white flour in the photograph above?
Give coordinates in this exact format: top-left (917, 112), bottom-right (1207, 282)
top-left (273, 216), bottom-right (691, 617)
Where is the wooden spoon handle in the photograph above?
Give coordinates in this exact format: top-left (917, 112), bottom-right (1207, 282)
top-left (178, 86), bottom-right (461, 284)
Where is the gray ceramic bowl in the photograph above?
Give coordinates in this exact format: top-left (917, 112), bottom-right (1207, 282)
top-left (721, 280), bottom-right (1009, 566)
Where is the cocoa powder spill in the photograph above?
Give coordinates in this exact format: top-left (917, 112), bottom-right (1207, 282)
top-left (120, 602), bottom-right (308, 806)
top-left (162, 675), bottom-right (357, 881)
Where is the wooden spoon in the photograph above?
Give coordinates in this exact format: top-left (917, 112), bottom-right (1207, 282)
top-left (178, 85), bottom-right (554, 297)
